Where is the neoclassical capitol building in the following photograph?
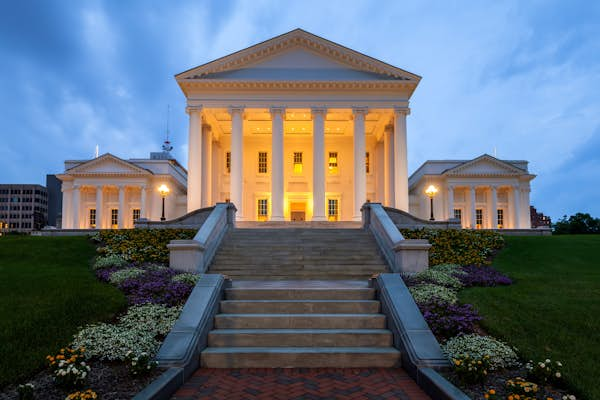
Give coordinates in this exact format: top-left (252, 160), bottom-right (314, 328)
top-left (59, 29), bottom-right (534, 229)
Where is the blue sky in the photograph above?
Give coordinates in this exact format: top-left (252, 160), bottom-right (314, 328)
top-left (1, 0), bottom-right (599, 220)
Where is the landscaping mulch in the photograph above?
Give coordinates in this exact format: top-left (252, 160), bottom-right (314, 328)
top-left (0, 360), bottom-right (161, 400)
top-left (441, 366), bottom-right (570, 400)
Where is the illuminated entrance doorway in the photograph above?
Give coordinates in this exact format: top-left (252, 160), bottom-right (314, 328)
top-left (290, 202), bottom-right (306, 221)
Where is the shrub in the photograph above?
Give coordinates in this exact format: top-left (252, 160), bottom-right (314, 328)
top-left (443, 334), bottom-right (520, 370)
top-left (409, 283), bottom-right (458, 304)
top-left (65, 389), bottom-right (98, 400)
top-left (119, 303), bottom-right (182, 336)
top-left (418, 299), bottom-right (481, 340)
top-left (92, 254), bottom-right (128, 270)
top-left (400, 228), bottom-right (504, 265)
top-left (93, 229), bottom-right (196, 263)
top-left (525, 357), bottom-right (564, 384)
top-left (119, 268), bottom-right (194, 306)
top-left (108, 268), bottom-right (145, 285)
top-left (414, 266), bottom-right (464, 289)
top-left (452, 354), bottom-right (491, 384)
top-left (71, 323), bottom-right (159, 361)
top-left (172, 272), bottom-right (201, 285)
top-left (125, 351), bottom-right (158, 376)
top-left (505, 377), bottom-right (539, 398)
top-left (459, 265), bottom-right (512, 287)
top-left (46, 347), bottom-right (90, 389)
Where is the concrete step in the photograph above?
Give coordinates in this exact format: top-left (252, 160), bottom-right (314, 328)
top-left (225, 288), bottom-right (376, 300)
top-left (200, 346), bottom-right (401, 368)
top-left (214, 313), bottom-right (386, 329)
top-left (219, 300), bottom-right (381, 314)
top-left (207, 329), bottom-right (393, 347)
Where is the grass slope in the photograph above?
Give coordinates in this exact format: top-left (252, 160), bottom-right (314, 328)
top-left (0, 236), bottom-right (126, 387)
top-left (460, 235), bottom-right (600, 400)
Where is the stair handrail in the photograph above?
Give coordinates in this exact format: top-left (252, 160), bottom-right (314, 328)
top-left (362, 202), bottom-right (431, 274)
top-left (167, 202), bottom-right (237, 272)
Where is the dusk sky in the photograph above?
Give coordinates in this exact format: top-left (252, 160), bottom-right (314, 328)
top-left (1, 1), bottom-right (599, 221)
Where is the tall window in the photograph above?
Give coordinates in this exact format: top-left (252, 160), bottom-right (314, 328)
top-left (111, 209), bottom-right (118, 229)
top-left (365, 152), bottom-right (370, 174)
top-left (225, 151), bottom-right (231, 174)
top-left (497, 209), bottom-right (504, 229)
top-left (328, 199), bottom-right (339, 221)
top-left (132, 209), bottom-right (141, 223)
top-left (328, 152), bottom-right (338, 174)
top-left (453, 208), bottom-right (462, 222)
top-left (475, 209), bottom-right (483, 229)
top-left (258, 152), bottom-right (268, 174)
top-left (293, 152), bottom-right (303, 174)
top-left (89, 209), bottom-right (96, 228)
top-left (257, 199), bottom-right (268, 221)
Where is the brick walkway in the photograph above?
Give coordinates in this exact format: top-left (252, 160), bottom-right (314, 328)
top-left (172, 368), bottom-right (431, 400)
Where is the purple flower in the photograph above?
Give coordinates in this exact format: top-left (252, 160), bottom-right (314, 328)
top-left (418, 299), bottom-right (482, 340)
top-left (458, 265), bottom-right (512, 287)
top-left (119, 268), bottom-right (194, 306)
top-left (95, 267), bottom-right (120, 282)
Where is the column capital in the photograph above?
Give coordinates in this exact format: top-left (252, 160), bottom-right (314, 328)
top-left (490, 185), bottom-right (498, 191)
top-left (311, 107), bottom-right (327, 116)
top-left (352, 107), bottom-right (369, 116)
top-left (185, 105), bottom-right (202, 115)
top-left (512, 184), bottom-right (520, 191)
top-left (73, 184), bottom-right (80, 190)
top-left (393, 106), bottom-right (411, 116)
top-left (228, 106), bottom-right (245, 115)
top-left (96, 184), bottom-right (104, 191)
top-left (269, 106), bottom-right (286, 116)
top-left (447, 184), bottom-right (454, 190)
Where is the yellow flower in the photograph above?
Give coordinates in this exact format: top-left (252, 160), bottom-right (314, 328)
top-left (490, 389), bottom-right (496, 395)
top-left (484, 395), bottom-right (489, 399)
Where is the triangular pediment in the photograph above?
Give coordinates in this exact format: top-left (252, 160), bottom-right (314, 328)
top-left (444, 155), bottom-right (526, 176)
top-left (176, 28), bottom-right (420, 83)
top-left (66, 154), bottom-right (152, 176)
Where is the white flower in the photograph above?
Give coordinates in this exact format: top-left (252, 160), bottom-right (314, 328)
top-left (545, 358), bottom-right (551, 363)
top-left (557, 361), bottom-right (563, 367)
top-left (540, 363), bottom-right (545, 368)
top-left (556, 372), bottom-right (561, 378)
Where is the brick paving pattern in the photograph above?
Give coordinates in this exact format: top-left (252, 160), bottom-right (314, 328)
top-left (172, 368), bottom-right (431, 400)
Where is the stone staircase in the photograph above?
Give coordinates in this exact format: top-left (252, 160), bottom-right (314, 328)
top-left (208, 228), bottom-right (389, 280)
top-left (201, 280), bottom-right (401, 368)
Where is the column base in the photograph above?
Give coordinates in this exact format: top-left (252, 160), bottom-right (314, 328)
top-left (312, 215), bottom-right (327, 222)
top-left (270, 216), bottom-right (285, 222)
top-left (352, 215), bottom-right (362, 222)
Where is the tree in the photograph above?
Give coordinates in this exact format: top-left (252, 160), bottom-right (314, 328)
top-left (553, 213), bottom-right (600, 234)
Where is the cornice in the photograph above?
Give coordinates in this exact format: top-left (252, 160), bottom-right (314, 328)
top-left (179, 80), bottom-right (416, 91)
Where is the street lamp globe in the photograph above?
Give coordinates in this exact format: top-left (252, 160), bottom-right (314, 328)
top-left (158, 184), bottom-right (170, 221)
top-left (425, 184), bottom-right (438, 221)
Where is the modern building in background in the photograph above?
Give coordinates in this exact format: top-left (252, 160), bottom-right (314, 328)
top-left (0, 184), bottom-right (48, 233)
top-left (57, 148), bottom-right (187, 230)
top-left (408, 155), bottom-right (535, 229)
top-left (46, 174), bottom-right (63, 228)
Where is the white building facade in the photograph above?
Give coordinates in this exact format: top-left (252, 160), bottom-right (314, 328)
top-left (58, 153), bottom-right (187, 229)
top-left (408, 155), bottom-right (535, 229)
top-left (178, 29), bottom-right (419, 221)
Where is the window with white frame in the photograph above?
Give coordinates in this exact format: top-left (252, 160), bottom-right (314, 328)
top-left (132, 208), bottom-right (141, 224)
top-left (476, 209), bottom-right (483, 229)
top-left (258, 152), bottom-right (268, 174)
top-left (293, 152), bottom-right (303, 174)
top-left (111, 209), bottom-right (118, 228)
top-left (454, 208), bottom-right (462, 222)
top-left (257, 199), bottom-right (268, 221)
top-left (89, 209), bottom-right (96, 228)
top-left (497, 209), bottom-right (504, 229)
top-left (328, 199), bottom-right (339, 221)
top-left (328, 152), bottom-right (338, 174)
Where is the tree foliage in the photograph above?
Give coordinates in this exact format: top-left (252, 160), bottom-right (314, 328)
top-left (553, 212), bottom-right (600, 234)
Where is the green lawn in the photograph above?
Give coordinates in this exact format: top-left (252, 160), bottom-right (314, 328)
top-left (460, 235), bottom-right (600, 400)
top-left (0, 235), bottom-right (126, 387)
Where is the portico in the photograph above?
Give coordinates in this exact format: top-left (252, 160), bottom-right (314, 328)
top-left (178, 29), bottom-right (419, 221)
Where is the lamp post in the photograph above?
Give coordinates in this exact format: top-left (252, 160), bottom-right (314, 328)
top-left (425, 184), bottom-right (438, 221)
top-left (158, 184), bottom-right (170, 221)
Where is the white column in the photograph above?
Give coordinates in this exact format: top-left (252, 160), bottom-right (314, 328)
top-left (61, 185), bottom-right (72, 229)
top-left (470, 186), bottom-right (477, 229)
top-left (201, 124), bottom-right (212, 207)
top-left (383, 124), bottom-right (395, 207)
top-left (312, 107), bottom-right (326, 221)
top-left (353, 107), bottom-right (367, 221)
top-left (270, 107), bottom-right (285, 221)
top-left (230, 107), bottom-right (244, 220)
top-left (393, 107), bottom-right (410, 211)
top-left (118, 185), bottom-right (125, 229)
top-left (490, 186), bottom-right (498, 229)
top-left (521, 187), bottom-right (531, 228)
top-left (140, 185), bottom-right (147, 219)
top-left (95, 186), bottom-right (103, 229)
top-left (186, 106), bottom-right (202, 212)
top-left (512, 185), bottom-right (521, 229)
top-left (72, 185), bottom-right (80, 229)
top-left (447, 185), bottom-right (454, 220)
